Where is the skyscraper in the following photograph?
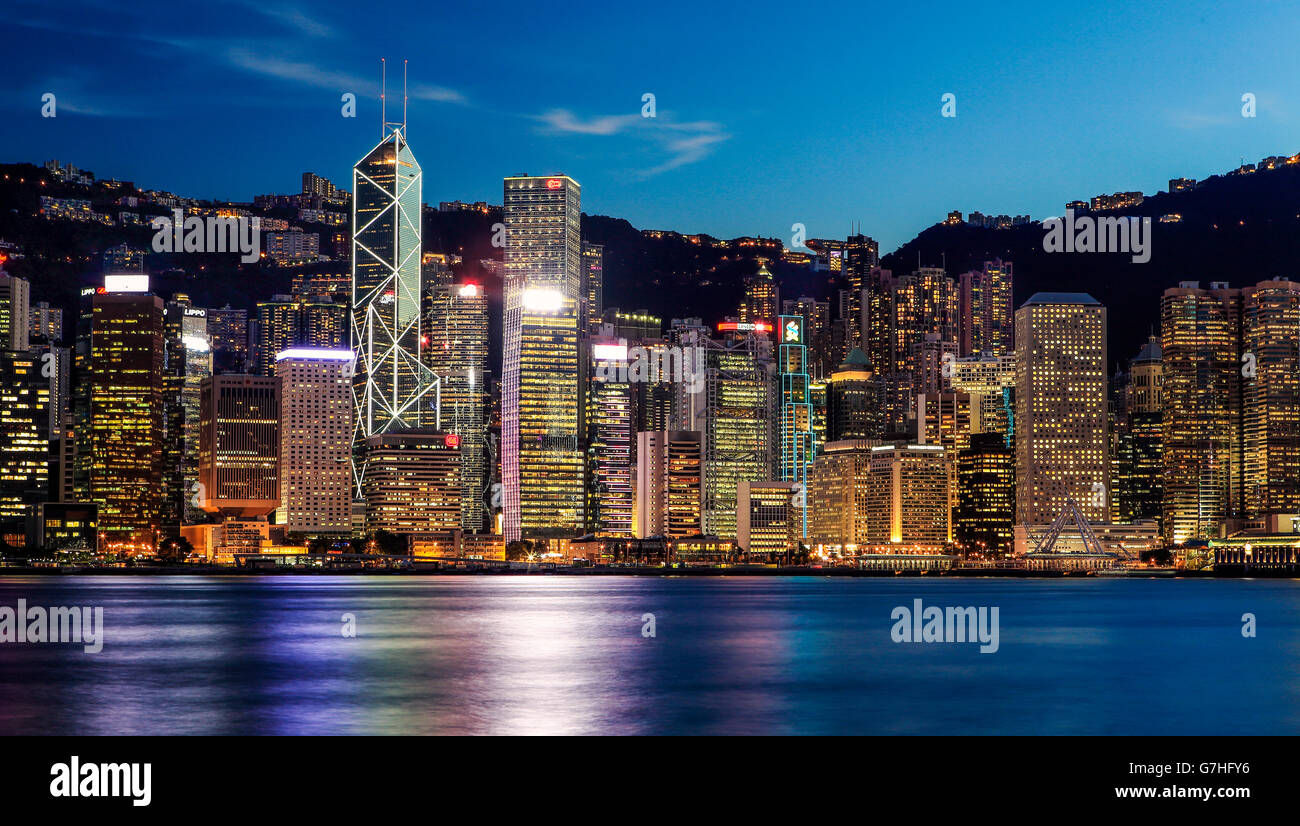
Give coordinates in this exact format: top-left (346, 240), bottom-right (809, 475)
top-left (582, 242), bottom-right (604, 335)
top-left (1160, 281), bottom-right (1242, 543)
top-left (1014, 292), bottom-right (1108, 526)
top-left (676, 330), bottom-right (775, 540)
top-left (277, 349), bottom-right (354, 535)
top-left (361, 429), bottom-right (461, 537)
top-left (162, 295), bottom-right (211, 525)
top-left (502, 174), bottom-right (584, 541)
top-left (89, 285), bottom-right (165, 552)
top-left (777, 313), bottom-right (814, 537)
top-left (0, 351), bottom-right (50, 528)
top-left (955, 432), bottom-right (1015, 556)
top-left (863, 444), bottom-right (951, 551)
top-left (1113, 337), bottom-right (1163, 525)
top-left (587, 338), bottom-right (635, 537)
top-left (958, 259), bottom-right (1014, 357)
top-left (352, 124), bottom-right (436, 493)
top-left (0, 266), bottom-right (31, 351)
top-left (635, 430), bottom-right (703, 538)
top-left (198, 375), bottom-right (280, 518)
top-left (826, 348), bottom-right (885, 441)
top-left (1241, 280), bottom-right (1300, 517)
top-left (423, 281), bottom-right (490, 532)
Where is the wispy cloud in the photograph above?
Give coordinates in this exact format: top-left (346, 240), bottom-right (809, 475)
top-left (535, 108), bottom-right (729, 176)
top-left (225, 49), bottom-right (467, 105)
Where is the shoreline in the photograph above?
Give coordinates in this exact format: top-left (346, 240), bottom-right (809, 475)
top-left (0, 565), bottom-right (1252, 578)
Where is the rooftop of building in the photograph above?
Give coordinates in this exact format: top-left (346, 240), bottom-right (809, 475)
top-left (1022, 291), bottom-right (1101, 307)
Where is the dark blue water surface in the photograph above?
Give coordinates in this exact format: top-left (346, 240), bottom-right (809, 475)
top-left (0, 575), bottom-right (1294, 735)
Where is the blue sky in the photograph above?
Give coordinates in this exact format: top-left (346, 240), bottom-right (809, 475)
top-left (4, 0), bottom-right (1299, 251)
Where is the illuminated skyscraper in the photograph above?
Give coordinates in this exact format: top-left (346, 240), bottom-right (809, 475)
top-left (1112, 337), bottom-right (1163, 525)
top-left (424, 281), bottom-right (489, 532)
top-left (808, 440), bottom-right (874, 554)
top-left (502, 174), bottom-right (584, 540)
top-left (955, 432), bottom-right (1015, 556)
top-left (958, 259), bottom-right (1014, 357)
top-left (891, 267), bottom-right (959, 389)
top-left (843, 233), bottom-right (879, 354)
top-left (1241, 280), bottom-right (1300, 517)
top-left (737, 481), bottom-right (797, 558)
top-left (162, 295), bottom-right (211, 525)
top-left (351, 123), bottom-right (436, 493)
top-left (863, 444), bottom-right (951, 551)
top-left (1160, 282), bottom-right (1242, 543)
top-left (88, 285), bottom-right (165, 552)
top-left (256, 295), bottom-right (347, 375)
top-left (676, 329), bottom-right (775, 540)
top-left (1014, 292), bottom-right (1108, 526)
top-left (777, 314), bottom-right (814, 537)
top-left (198, 375), bottom-right (279, 518)
top-left (587, 338), bottom-right (634, 536)
top-left (582, 242), bottom-right (604, 335)
top-left (0, 267), bottom-right (30, 351)
top-left (826, 348), bottom-right (885, 441)
top-left (362, 429), bottom-right (461, 537)
top-left (948, 352), bottom-right (1016, 440)
top-left (635, 430), bottom-right (703, 538)
top-left (738, 260), bottom-right (779, 326)
top-left (0, 351), bottom-right (50, 528)
top-left (277, 349), bottom-right (354, 535)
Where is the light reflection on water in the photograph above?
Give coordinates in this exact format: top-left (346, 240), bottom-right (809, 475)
top-left (0, 575), bottom-right (1296, 735)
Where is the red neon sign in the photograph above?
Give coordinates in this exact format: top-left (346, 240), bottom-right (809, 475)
top-left (546, 179), bottom-right (563, 189)
top-left (445, 434), bottom-right (461, 449)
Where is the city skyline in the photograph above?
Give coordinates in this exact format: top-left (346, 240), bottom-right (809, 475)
top-left (5, 1), bottom-right (1300, 251)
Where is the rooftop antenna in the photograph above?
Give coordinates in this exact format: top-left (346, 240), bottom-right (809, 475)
top-left (380, 58), bottom-right (386, 139)
top-left (403, 59), bottom-right (409, 134)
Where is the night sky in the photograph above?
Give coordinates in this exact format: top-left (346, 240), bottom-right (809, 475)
top-left (4, 0), bottom-right (1299, 250)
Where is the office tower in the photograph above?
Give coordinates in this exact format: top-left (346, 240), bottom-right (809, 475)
top-left (30, 301), bottom-right (62, 343)
top-left (352, 124), bottom-right (436, 493)
top-left (863, 267), bottom-right (895, 372)
top-left (635, 430), bottom-right (703, 538)
top-left (1014, 292), bottom-right (1108, 526)
top-left (675, 331), bottom-right (776, 540)
top-left (361, 429), bottom-right (461, 536)
top-left (825, 348), bottom-right (884, 441)
top-left (0, 351), bottom-right (50, 527)
top-left (256, 295), bottom-right (348, 375)
top-left (277, 349), bottom-right (354, 535)
top-left (782, 295), bottom-right (832, 378)
top-left (424, 281), bottom-right (490, 532)
top-left (948, 352), bottom-right (1016, 439)
top-left (958, 260), bottom-right (1014, 357)
top-left (502, 174), bottom-right (584, 541)
top-left (207, 305), bottom-right (250, 373)
top-left (808, 439), bottom-right (873, 553)
top-left (917, 391), bottom-right (972, 453)
top-left (777, 314), bottom-right (815, 537)
top-left (587, 339), bottom-right (634, 537)
top-left (955, 432), bottom-right (1015, 556)
top-left (582, 242), bottom-right (604, 335)
top-left (0, 268), bottom-right (30, 351)
top-left (863, 444), bottom-right (951, 550)
top-left (1241, 280), bottom-right (1300, 517)
top-left (1160, 282), bottom-right (1242, 543)
top-left (737, 481), bottom-right (797, 558)
top-left (198, 375), bottom-right (279, 517)
top-left (88, 285), bottom-right (165, 552)
top-left (1113, 337), bottom-right (1163, 524)
top-left (738, 260), bottom-right (778, 326)
top-left (162, 295), bottom-right (211, 525)
top-left (843, 233), bottom-right (879, 354)
top-left (891, 267), bottom-right (959, 393)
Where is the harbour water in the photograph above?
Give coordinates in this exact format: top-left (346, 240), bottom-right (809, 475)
top-left (0, 575), bottom-right (1296, 735)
